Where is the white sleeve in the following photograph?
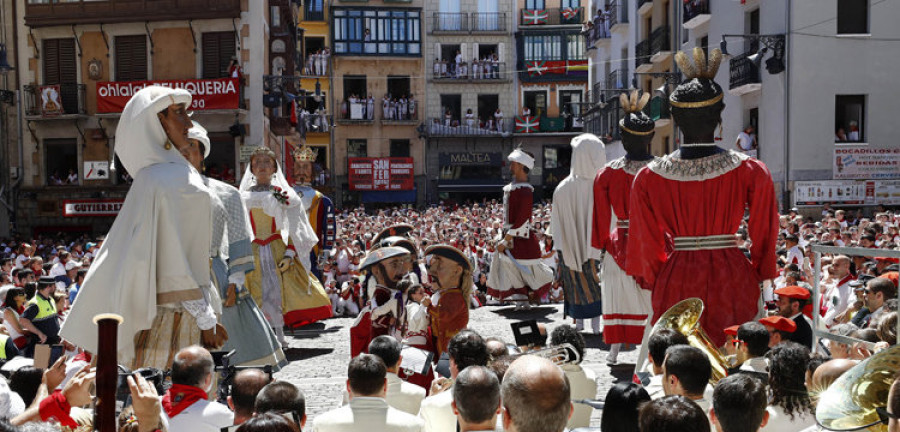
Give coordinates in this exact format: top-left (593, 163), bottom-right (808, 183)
top-left (227, 272), bottom-right (246, 287)
top-left (182, 299), bottom-right (217, 331)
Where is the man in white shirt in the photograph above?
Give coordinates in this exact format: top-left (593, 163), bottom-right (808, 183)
top-left (643, 329), bottom-right (689, 400)
top-left (164, 346), bottom-right (234, 432)
top-left (48, 251), bottom-right (70, 292)
top-left (710, 374), bottom-right (769, 432)
top-left (662, 346), bottom-right (714, 430)
top-left (822, 255), bottom-right (855, 327)
top-left (549, 325), bottom-right (596, 429)
top-left (452, 366), bottom-right (501, 432)
top-left (735, 125), bottom-right (756, 153)
top-left (419, 330), bottom-right (489, 432)
top-left (784, 235), bottom-right (804, 269)
top-left (731, 322), bottom-right (770, 381)
top-left (343, 336), bottom-right (426, 415)
top-left (314, 354), bottom-right (424, 432)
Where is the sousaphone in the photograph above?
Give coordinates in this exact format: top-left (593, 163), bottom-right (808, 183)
top-left (651, 298), bottom-right (729, 383)
top-left (816, 344), bottom-right (900, 431)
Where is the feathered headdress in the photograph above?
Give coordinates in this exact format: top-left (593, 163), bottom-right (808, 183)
top-left (619, 89), bottom-right (655, 136)
top-left (669, 47), bottom-right (725, 109)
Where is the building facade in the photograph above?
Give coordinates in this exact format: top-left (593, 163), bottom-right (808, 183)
top-left (330, 0), bottom-right (426, 208)
top-left (514, 0), bottom-right (589, 199)
top-left (423, 0), bottom-right (517, 203)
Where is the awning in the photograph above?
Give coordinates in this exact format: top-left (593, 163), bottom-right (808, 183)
top-left (361, 189), bottom-right (417, 203)
top-left (437, 180), bottom-right (507, 193)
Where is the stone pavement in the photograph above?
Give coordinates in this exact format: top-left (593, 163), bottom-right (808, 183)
top-left (274, 304), bottom-right (640, 427)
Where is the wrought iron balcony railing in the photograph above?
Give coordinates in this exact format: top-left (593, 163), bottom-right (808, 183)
top-left (471, 13), bottom-right (507, 32)
top-left (428, 117), bottom-right (514, 136)
top-left (650, 25), bottom-right (671, 56)
top-left (636, 39), bottom-right (651, 67)
top-left (432, 62), bottom-right (508, 82)
top-left (24, 83), bottom-right (86, 118)
top-left (607, 0), bottom-right (628, 28)
top-left (683, 0), bottom-right (709, 25)
top-left (729, 52), bottom-right (761, 90)
top-left (433, 12), bottom-right (468, 32)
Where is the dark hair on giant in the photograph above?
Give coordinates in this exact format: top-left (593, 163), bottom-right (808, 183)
top-left (449, 329), bottom-right (489, 371)
top-left (347, 354), bottom-right (386, 396)
top-left (663, 346), bottom-right (711, 397)
top-left (648, 328), bottom-right (689, 368)
top-left (767, 342), bottom-right (813, 420)
top-left (368, 335), bottom-right (402, 368)
top-left (601, 382), bottom-right (650, 432)
top-left (638, 395), bottom-right (710, 432)
top-left (235, 412), bottom-right (300, 432)
top-left (621, 111), bottom-right (655, 136)
top-left (549, 324), bottom-right (585, 365)
top-left (669, 78), bottom-right (725, 138)
top-left (712, 374), bottom-right (768, 432)
top-left (255, 381), bottom-right (306, 419)
top-left (737, 321), bottom-right (770, 358)
top-left (453, 366), bottom-right (501, 424)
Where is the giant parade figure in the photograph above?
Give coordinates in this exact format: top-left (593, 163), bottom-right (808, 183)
top-left (591, 90), bottom-right (658, 364)
top-left (291, 145), bottom-right (336, 279)
top-left (240, 146), bottom-right (332, 345)
top-left (625, 48), bottom-right (779, 346)
top-left (548, 134), bottom-right (606, 335)
top-left (350, 246), bottom-right (411, 357)
top-left (423, 245), bottom-right (472, 357)
top-left (487, 149), bottom-right (555, 308)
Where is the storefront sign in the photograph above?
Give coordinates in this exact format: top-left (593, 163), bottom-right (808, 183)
top-left (439, 152), bottom-right (502, 166)
top-left (834, 147), bottom-right (900, 180)
top-left (794, 180), bottom-right (900, 206)
top-left (348, 157), bottom-right (414, 191)
top-left (96, 78), bottom-right (241, 113)
top-left (63, 199), bottom-right (124, 217)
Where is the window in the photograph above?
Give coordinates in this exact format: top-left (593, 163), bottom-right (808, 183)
top-left (523, 90), bottom-right (547, 117)
top-left (699, 35), bottom-right (709, 60)
top-left (306, 0), bottom-right (324, 21)
top-left (524, 35), bottom-right (562, 61)
top-left (333, 8), bottom-right (422, 56)
top-left (348, 139), bottom-right (368, 158)
top-left (42, 38), bottom-right (78, 114)
top-left (115, 35), bottom-right (148, 81)
top-left (566, 34), bottom-right (585, 60)
top-left (202, 32), bottom-right (236, 79)
top-left (343, 75), bottom-right (368, 120)
top-left (271, 6), bottom-right (281, 28)
top-left (835, 95), bottom-right (865, 143)
top-left (44, 139), bottom-right (77, 186)
top-left (525, 0), bottom-right (545, 9)
top-left (390, 140), bottom-right (410, 158)
top-left (561, 0), bottom-right (579, 8)
top-left (747, 9), bottom-right (760, 53)
top-left (559, 90), bottom-right (582, 117)
top-left (837, 0), bottom-right (868, 34)
top-left (440, 94), bottom-right (462, 124)
top-left (477, 94), bottom-right (499, 120)
top-left (343, 75), bottom-right (367, 100)
top-left (387, 76), bottom-right (411, 98)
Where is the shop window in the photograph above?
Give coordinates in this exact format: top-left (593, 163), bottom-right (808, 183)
top-left (45, 139), bottom-right (78, 186)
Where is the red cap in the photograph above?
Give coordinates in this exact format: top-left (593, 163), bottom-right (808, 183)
top-left (759, 316), bottom-right (797, 333)
top-left (724, 325), bottom-right (740, 337)
top-left (874, 257), bottom-right (900, 264)
top-left (774, 285), bottom-right (811, 300)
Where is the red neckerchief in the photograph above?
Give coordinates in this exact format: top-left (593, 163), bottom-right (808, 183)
top-left (821, 274), bottom-right (855, 315)
top-left (162, 384), bottom-right (209, 418)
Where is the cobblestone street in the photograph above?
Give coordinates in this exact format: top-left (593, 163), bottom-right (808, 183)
top-left (275, 304), bottom-right (639, 427)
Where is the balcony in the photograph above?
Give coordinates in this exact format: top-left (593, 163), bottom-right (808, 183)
top-left (304, 9), bottom-right (325, 22)
top-left (24, 84), bottom-right (86, 119)
top-left (338, 100), bottom-right (375, 124)
top-left (649, 25), bottom-right (671, 63)
top-left (432, 12), bottom-right (468, 33)
top-left (432, 62), bottom-right (510, 83)
top-left (637, 0), bottom-right (653, 16)
top-left (729, 52), bottom-right (761, 96)
top-left (683, 0), bottom-right (710, 30)
top-left (519, 7), bottom-right (583, 27)
top-left (382, 99), bottom-right (420, 125)
top-left (635, 39), bottom-right (652, 71)
top-left (471, 13), bottom-right (507, 32)
top-left (300, 54), bottom-right (331, 77)
top-left (607, 69), bottom-right (629, 91)
top-left (428, 118), bottom-right (513, 136)
top-left (299, 113), bottom-right (332, 135)
top-left (24, 0), bottom-right (241, 27)
top-left (584, 24), bottom-right (610, 47)
top-left (606, 0), bottom-right (628, 31)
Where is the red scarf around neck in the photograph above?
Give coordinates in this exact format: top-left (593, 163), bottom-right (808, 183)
top-left (162, 384), bottom-right (209, 418)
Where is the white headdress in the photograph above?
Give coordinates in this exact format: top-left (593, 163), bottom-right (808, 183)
top-left (115, 86), bottom-right (192, 175)
top-left (187, 122), bottom-right (211, 159)
top-left (508, 148), bottom-right (535, 170)
top-left (239, 147), bottom-right (318, 269)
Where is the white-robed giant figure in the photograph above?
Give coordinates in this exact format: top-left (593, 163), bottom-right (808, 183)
top-left (61, 86), bottom-right (225, 370)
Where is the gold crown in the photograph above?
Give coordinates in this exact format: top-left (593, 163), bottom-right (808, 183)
top-left (293, 145), bottom-right (318, 162)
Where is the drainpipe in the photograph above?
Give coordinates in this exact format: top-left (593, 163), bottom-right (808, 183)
top-left (782, 0), bottom-right (791, 210)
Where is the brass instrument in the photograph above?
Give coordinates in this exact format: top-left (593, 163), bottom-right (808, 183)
top-left (651, 298), bottom-right (729, 383)
top-left (516, 343), bottom-right (581, 365)
top-left (815, 344), bottom-right (900, 432)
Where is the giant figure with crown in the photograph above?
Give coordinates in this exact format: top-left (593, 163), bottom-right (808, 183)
top-left (292, 145), bottom-right (337, 279)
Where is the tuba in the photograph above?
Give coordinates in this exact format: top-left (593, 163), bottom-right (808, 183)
top-left (515, 343), bottom-right (581, 366)
top-left (651, 298), bottom-right (729, 383)
top-left (815, 344), bottom-right (900, 432)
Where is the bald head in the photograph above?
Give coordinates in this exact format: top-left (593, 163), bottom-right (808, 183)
top-left (230, 369), bottom-right (272, 418)
top-left (811, 359), bottom-right (857, 393)
top-left (501, 356), bottom-right (571, 432)
top-left (172, 345), bottom-right (214, 388)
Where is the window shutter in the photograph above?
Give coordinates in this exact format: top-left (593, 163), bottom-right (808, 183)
top-left (42, 38), bottom-right (76, 84)
top-left (203, 32), bottom-right (236, 79)
top-left (115, 35), bottom-right (148, 81)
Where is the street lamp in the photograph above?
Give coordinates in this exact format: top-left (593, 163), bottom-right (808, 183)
top-left (633, 71), bottom-right (682, 98)
top-left (720, 34), bottom-right (786, 75)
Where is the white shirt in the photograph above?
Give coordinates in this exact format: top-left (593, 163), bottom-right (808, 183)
top-left (561, 364), bottom-right (597, 429)
top-left (786, 245), bottom-right (804, 268)
top-left (737, 131), bottom-right (754, 151)
top-left (167, 399), bottom-right (234, 432)
top-left (342, 373), bottom-right (426, 416)
top-left (316, 397), bottom-right (424, 432)
top-left (760, 405), bottom-right (816, 432)
top-left (418, 387), bottom-right (455, 432)
top-left (738, 356), bottom-right (769, 376)
top-left (644, 374), bottom-right (665, 400)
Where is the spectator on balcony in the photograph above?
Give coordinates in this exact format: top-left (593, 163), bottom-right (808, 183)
top-left (400, 96), bottom-right (409, 121)
top-left (835, 127), bottom-right (848, 142)
top-left (494, 108), bottom-right (505, 133)
top-left (735, 125), bottom-right (757, 156)
top-left (364, 28), bottom-right (371, 42)
top-left (491, 53), bottom-right (500, 79)
top-left (522, 106), bottom-right (531, 118)
top-left (66, 169), bottom-right (78, 185)
top-left (434, 59), bottom-right (442, 79)
top-left (229, 57), bottom-right (243, 81)
top-left (848, 121), bottom-right (860, 141)
top-left (455, 50), bottom-right (465, 79)
top-left (383, 95), bottom-right (391, 121)
top-left (466, 109), bottom-right (475, 129)
top-left (49, 171), bottom-right (64, 186)
top-left (367, 94), bottom-right (375, 121)
top-left (472, 58), bottom-right (481, 80)
top-left (441, 58), bottom-right (449, 78)
top-left (306, 51), bottom-right (316, 76)
top-left (409, 95), bottom-right (417, 120)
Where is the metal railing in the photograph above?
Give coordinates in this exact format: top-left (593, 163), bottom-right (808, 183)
top-left (382, 99), bottom-right (420, 122)
top-left (607, 0), bottom-right (628, 27)
top-left (24, 83), bottom-right (86, 117)
top-left (304, 9), bottom-right (325, 21)
top-left (433, 12), bottom-right (468, 32)
top-left (636, 39), bottom-right (651, 67)
top-left (471, 12), bottom-right (506, 32)
top-left (339, 100), bottom-right (375, 122)
top-left (729, 52), bottom-right (761, 90)
top-left (432, 62), bottom-right (507, 81)
top-left (683, 0), bottom-right (709, 24)
top-left (299, 113), bottom-right (332, 134)
top-left (650, 25), bottom-right (671, 56)
top-left (301, 54), bottom-right (331, 76)
top-left (428, 117), bottom-right (514, 136)
top-left (520, 7), bottom-right (583, 27)
top-left (607, 69), bottom-right (628, 91)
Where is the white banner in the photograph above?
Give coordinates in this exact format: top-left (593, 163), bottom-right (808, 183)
top-left (834, 147), bottom-right (900, 180)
